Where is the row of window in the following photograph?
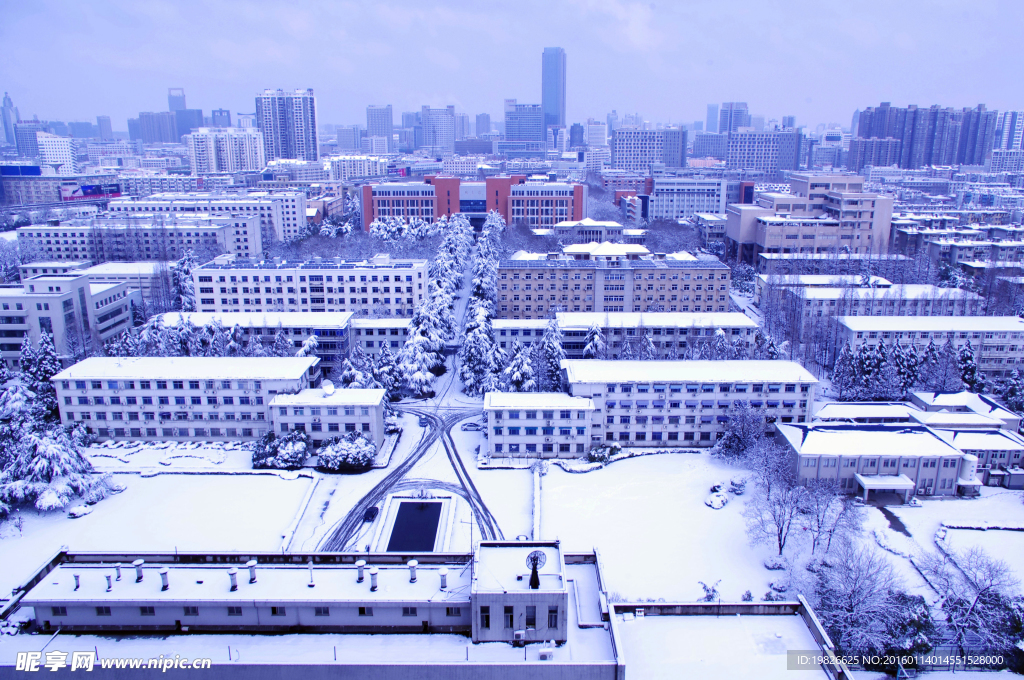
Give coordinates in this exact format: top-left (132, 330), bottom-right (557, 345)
top-left (606, 383), bottom-right (807, 394)
top-left (83, 427), bottom-right (257, 438)
top-left (61, 605), bottom-right (460, 618)
top-left (478, 605), bottom-right (557, 630)
top-left (491, 410), bottom-right (585, 421)
top-left (279, 406), bottom-right (370, 417)
top-left (605, 399), bottom-right (806, 409)
top-left (68, 411), bottom-right (264, 422)
top-left (282, 422), bottom-right (371, 434)
top-left (61, 380), bottom-right (262, 391)
top-left (802, 457), bottom-right (952, 469)
top-left (66, 395), bottom-right (264, 406)
top-left (198, 273), bottom-right (422, 284)
top-left (494, 427), bottom-right (587, 436)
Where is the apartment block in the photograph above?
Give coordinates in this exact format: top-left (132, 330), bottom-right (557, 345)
top-left (725, 131), bottom-right (802, 180)
top-left (52, 357), bottom-right (321, 441)
top-left (17, 213), bottom-right (259, 262)
top-left (36, 133), bottom-right (79, 174)
top-left (834, 316), bottom-right (1024, 379)
top-left (609, 128), bottom-right (686, 172)
top-left (272, 387), bottom-right (386, 448)
top-left (0, 273), bottom-right (141, 368)
top-left (184, 127), bottom-right (265, 175)
top-left (649, 178), bottom-right (727, 221)
top-left (255, 88), bottom-right (319, 162)
top-left (109, 191), bottom-right (306, 242)
top-left (561, 360), bottom-right (818, 448)
top-left (483, 393), bottom-right (595, 459)
top-left (193, 254), bottom-right (428, 317)
top-left (754, 274), bottom-right (892, 306)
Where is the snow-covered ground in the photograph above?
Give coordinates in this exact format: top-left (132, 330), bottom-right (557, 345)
top-left (0, 475), bottom-right (312, 595)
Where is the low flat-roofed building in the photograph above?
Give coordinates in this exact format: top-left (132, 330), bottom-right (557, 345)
top-left (813, 402), bottom-right (916, 424)
top-left (779, 422), bottom-right (979, 499)
top-left (483, 392), bottom-right (595, 458)
top-left (18, 260), bottom-right (92, 278)
top-left (349, 317), bottom-right (412, 356)
top-left (835, 316), bottom-right (1024, 379)
top-left (549, 218), bottom-right (625, 243)
top-left (934, 429), bottom-right (1024, 481)
top-left (77, 261), bottom-right (174, 306)
top-left (562, 359), bottom-right (817, 447)
top-left (909, 390), bottom-right (1021, 430)
top-left (270, 387), bottom-right (386, 448)
top-left (52, 356), bottom-right (320, 441)
top-left (756, 252), bottom-right (911, 275)
top-left (754, 273), bottom-right (892, 306)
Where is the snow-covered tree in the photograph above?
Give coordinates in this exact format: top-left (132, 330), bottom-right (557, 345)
top-left (744, 476), bottom-right (806, 557)
top-left (637, 330), bottom-right (658, 361)
top-left (958, 340), bottom-right (983, 393)
top-left (399, 333), bottom-right (440, 398)
top-left (831, 343), bottom-right (858, 401)
top-left (500, 341), bottom-right (537, 393)
top-left (24, 333), bottom-right (61, 421)
top-left (537, 318), bottom-right (566, 390)
top-left (753, 330), bottom-right (782, 360)
top-left (251, 431), bottom-right (310, 469)
top-left (802, 479), bottom-right (862, 555)
top-left (244, 333), bottom-right (267, 358)
top-left (295, 334), bottom-right (319, 358)
top-left (272, 325), bottom-right (294, 357)
top-left (137, 316), bottom-right (165, 357)
top-left (317, 433), bottom-right (376, 472)
top-left (225, 324), bottom-right (246, 357)
top-left (618, 339), bottom-right (635, 361)
top-left (171, 249), bottom-right (197, 312)
top-left (338, 359), bottom-right (368, 388)
top-left (371, 344), bottom-right (402, 401)
top-left (459, 308), bottom-right (498, 397)
top-left (582, 323), bottom-right (606, 359)
top-left (711, 404), bottom-right (768, 459)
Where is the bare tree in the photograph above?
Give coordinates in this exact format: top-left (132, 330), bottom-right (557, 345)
top-left (803, 478), bottom-right (862, 555)
top-left (744, 446), bottom-right (806, 557)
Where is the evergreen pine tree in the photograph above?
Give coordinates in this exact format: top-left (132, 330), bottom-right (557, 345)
top-left (399, 334), bottom-right (439, 398)
top-left (582, 323), bottom-right (606, 359)
top-left (226, 325), bottom-right (246, 357)
top-left (619, 338), bottom-right (635, 360)
top-left (18, 336), bottom-right (38, 375)
top-left (997, 369), bottom-right (1024, 412)
top-left (538, 318), bottom-right (566, 389)
top-left (831, 343), bottom-right (858, 401)
top-left (372, 344), bottom-right (402, 401)
top-left (272, 324), bottom-right (293, 357)
top-left (930, 339), bottom-right (965, 392)
top-left (500, 341), bottom-right (537, 392)
top-left (172, 249), bottom-right (198, 312)
top-left (458, 309), bottom-right (497, 397)
top-left (245, 333), bottom-right (266, 358)
top-left (25, 333), bottom-right (62, 422)
top-left (638, 330), bottom-right (658, 360)
top-left (296, 334), bottom-right (319, 358)
top-left (958, 340), bottom-right (983, 393)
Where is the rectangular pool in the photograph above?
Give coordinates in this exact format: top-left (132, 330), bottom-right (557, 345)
top-left (386, 501), bottom-right (442, 552)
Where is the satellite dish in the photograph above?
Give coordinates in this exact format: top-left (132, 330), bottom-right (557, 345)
top-left (526, 550), bottom-right (546, 590)
top-left (322, 380), bottom-right (335, 396)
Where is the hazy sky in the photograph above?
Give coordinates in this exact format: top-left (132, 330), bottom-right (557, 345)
top-left (3, 0), bottom-right (1023, 132)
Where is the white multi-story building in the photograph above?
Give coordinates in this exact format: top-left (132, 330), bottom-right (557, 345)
top-left (349, 317), bottom-right (412, 356)
top-left (117, 174), bottom-right (222, 198)
top-left (109, 191), bottom-right (306, 242)
top-left (483, 392), bottom-right (595, 459)
top-left (649, 178), bottom-right (728, 220)
top-left (835, 316), bottom-right (1024, 379)
top-left (193, 254), bottom-right (428, 317)
top-left (610, 128), bottom-right (686, 172)
top-left (562, 360), bottom-right (818, 447)
top-left (52, 357), bottom-right (320, 441)
top-left (585, 120), bottom-right (607, 147)
top-left (36, 132), bottom-right (79, 174)
top-left (255, 88), bottom-right (319, 162)
top-left (185, 128), bottom-right (265, 175)
top-left (17, 213), bottom-right (259, 262)
top-left (272, 387), bottom-right (386, 449)
top-left (0, 273), bottom-right (141, 368)
top-left (325, 155), bottom-right (388, 182)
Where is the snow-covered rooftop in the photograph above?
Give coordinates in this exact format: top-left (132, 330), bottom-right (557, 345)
top-left (796, 284), bottom-right (981, 300)
top-left (81, 262), bottom-right (170, 276)
top-left (756, 274), bottom-right (892, 287)
top-left (562, 242), bottom-right (650, 257)
top-left (473, 542), bottom-right (565, 593)
top-left (936, 429), bottom-right (1024, 452)
top-left (555, 312), bottom-right (758, 330)
top-left (483, 393), bottom-right (595, 410)
top-left (838, 316), bottom-right (1024, 332)
top-left (350, 317), bottom-right (413, 328)
top-left (561, 360), bottom-right (818, 384)
top-left (778, 424), bottom-right (964, 458)
top-left (813, 402), bottom-right (917, 421)
top-left (908, 411), bottom-right (1006, 429)
top-left (270, 388), bottom-right (386, 407)
top-left (553, 218), bottom-right (624, 228)
top-left (88, 282), bottom-right (122, 295)
top-left (52, 357), bottom-right (319, 381)
top-left (162, 311), bottom-right (354, 329)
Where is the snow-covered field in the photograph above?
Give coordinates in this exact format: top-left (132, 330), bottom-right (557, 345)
top-left (0, 474), bottom-right (312, 595)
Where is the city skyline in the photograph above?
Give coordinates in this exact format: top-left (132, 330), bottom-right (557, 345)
top-left (2, 0), bottom-right (1023, 132)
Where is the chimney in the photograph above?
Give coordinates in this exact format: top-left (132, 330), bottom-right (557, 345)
top-left (159, 568), bottom-right (169, 592)
top-left (228, 568), bottom-right (238, 592)
top-left (73, 574), bottom-right (80, 591)
top-left (246, 560), bottom-right (257, 584)
top-left (439, 567), bottom-right (448, 591)
top-left (408, 559), bottom-right (418, 583)
top-left (105, 575), bottom-right (112, 592)
top-left (369, 567), bottom-right (379, 592)
top-left (133, 559), bottom-right (145, 583)
top-left (355, 559), bottom-right (366, 583)
top-left (115, 564), bottom-right (122, 581)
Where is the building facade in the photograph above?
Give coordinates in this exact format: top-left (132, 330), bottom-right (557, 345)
top-left (184, 128), bottom-right (265, 175)
top-left (272, 387), bottom-right (386, 448)
top-left (649, 178), bottom-right (727, 220)
top-left (610, 128), bottom-right (686, 172)
top-left (255, 89), bottom-right (319, 162)
top-left (483, 393), bottom-right (595, 459)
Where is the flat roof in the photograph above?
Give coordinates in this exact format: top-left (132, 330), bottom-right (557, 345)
top-left (82, 262), bottom-right (171, 276)
top-left (350, 318), bottom-right (412, 328)
top-left (473, 542), bottom-right (564, 593)
top-left (838, 316), bottom-right (1024, 332)
top-left (270, 388), bottom-right (386, 407)
top-left (52, 357), bottom-right (319, 382)
top-left (483, 392), bottom-right (595, 410)
top-left (757, 274), bottom-right (892, 286)
top-left (162, 312), bottom-right (354, 328)
top-left (759, 253), bottom-right (910, 261)
top-left (555, 312), bottom-right (758, 330)
top-left (814, 402), bottom-right (917, 420)
top-left (797, 285), bottom-right (981, 300)
top-left (938, 429), bottom-right (1024, 452)
top-left (561, 360), bottom-right (818, 384)
top-left (911, 392), bottom-right (1018, 419)
top-left (88, 282), bottom-right (122, 295)
top-left (909, 411), bottom-right (1005, 428)
top-left (778, 424), bottom-right (963, 458)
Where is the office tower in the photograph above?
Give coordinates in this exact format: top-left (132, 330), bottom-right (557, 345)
top-left (1, 92), bottom-right (17, 145)
top-left (96, 116), bottom-right (113, 141)
top-left (542, 47), bottom-right (567, 129)
top-left (127, 118), bottom-right (142, 142)
top-left (610, 127), bottom-right (686, 171)
top-left (420, 105), bottom-right (456, 155)
top-left (175, 109), bottom-right (204, 141)
top-left (504, 99), bottom-right (544, 142)
top-left (336, 125), bottom-right (361, 151)
top-left (719, 103), bottom-right (751, 134)
top-left (706, 104), bottom-right (719, 134)
top-left (401, 111), bottom-right (420, 129)
top-left (185, 127), bottom-right (265, 174)
top-left (138, 112), bottom-right (178, 143)
top-left (255, 88), bottom-right (320, 162)
top-left (750, 115), bottom-right (765, 132)
top-left (454, 113), bottom-right (470, 142)
top-left (725, 130), bottom-right (802, 179)
top-left (211, 109), bottom-right (232, 127)
top-left (569, 123), bottom-right (585, 148)
top-left (475, 113), bottom-right (491, 137)
top-left (36, 132), bottom-right (79, 173)
top-left (168, 88), bottom-right (187, 112)
top-left (782, 115), bottom-right (796, 129)
top-left (847, 138), bottom-right (902, 171)
top-left (607, 110), bottom-right (618, 133)
top-left (68, 122), bottom-right (98, 138)
top-left (693, 132), bottom-right (728, 160)
top-left (14, 122), bottom-right (45, 157)
top-left (585, 119), bottom-right (607, 147)
top-left (366, 105), bottom-right (394, 152)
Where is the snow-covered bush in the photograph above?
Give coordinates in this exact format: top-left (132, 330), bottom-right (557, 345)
top-left (587, 444), bottom-right (619, 463)
top-left (317, 433), bottom-right (376, 472)
top-left (763, 556), bottom-right (789, 571)
top-left (741, 590), bottom-right (753, 602)
top-left (252, 431), bottom-right (310, 470)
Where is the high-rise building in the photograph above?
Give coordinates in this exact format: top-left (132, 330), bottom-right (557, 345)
top-left (96, 116), bottom-right (113, 141)
top-left (14, 122), bottom-right (45, 158)
top-left (693, 132), bottom-right (728, 160)
top-left (569, 123), bottom-right (585, 149)
top-left (719, 103), bottom-right (751, 134)
top-left (211, 109), bottom-right (232, 127)
top-left (782, 115), bottom-right (796, 129)
top-left (420, 105), bottom-right (455, 155)
top-left (610, 127), bottom-right (686, 172)
top-left (504, 99), bottom-right (544, 142)
top-left (366, 105), bottom-right (394, 152)
top-left (855, 102), bottom-right (998, 168)
top-left (706, 104), bottom-right (719, 134)
top-left (606, 110), bottom-right (618, 133)
top-left (585, 119), bottom-right (607, 147)
top-left (336, 125), bottom-right (361, 151)
top-left (138, 111), bottom-right (178, 144)
top-left (255, 89), bottom-right (320, 162)
top-left (168, 88), bottom-right (187, 112)
top-left (185, 127), bottom-right (265, 175)
top-left (1, 92), bottom-right (18, 146)
top-left (846, 137), bottom-right (902, 172)
top-left (541, 47), bottom-right (567, 129)
top-left (401, 111), bottom-right (419, 129)
top-left (36, 132), bottom-right (79, 173)
top-left (454, 113), bottom-right (471, 142)
top-left (175, 109), bottom-right (204, 141)
top-left (725, 130), bottom-right (802, 179)
top-left (475, 113), bottom-right (491, 137)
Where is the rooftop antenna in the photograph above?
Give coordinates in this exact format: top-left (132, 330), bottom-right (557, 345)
top-left (526, 550), bottom-right (546, 590)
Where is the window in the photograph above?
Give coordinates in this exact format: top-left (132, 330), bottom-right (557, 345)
top-left (402, 606), bottom-right (418, 617)
top-left (51, 606), bottom-right (67, 616)
top-left (183, 606), bottom-right (198, 616)
top-left (96, 606), bottom-right (111, 616)
top-left (525, 605), bottom-right (537, 629)
top-left (480, 606), bottom-right (490, 629)
top-left (140, 606), bottom-right (155, 616)
top-left (358, 606), bottom-right (373, 616)
top-left (548, 606), bottom-right (558, 628)
top-left (504, 605), bottom-right (514, 628)
top-left (271, 606), bottom-right (286, 616)
top-left (446, 607), bottom-right (462, 617)
top-left (227, 606), bottom-right (242, 616)
top-left (314, 606), bottom-right (330, 616)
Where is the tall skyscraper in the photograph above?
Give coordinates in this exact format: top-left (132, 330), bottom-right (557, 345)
top-left (504, 99), bottom-right (544, 142)
top-left (996, 111), bottom-right (1024, 150)
top-left (36, 132), bottom-right (79, 173)
top-left (541, 47), bottom-right (567, 129)
top-left (719, 103), bottom-right (751, 134)
top-left (855, 102), bottom-right (998, 168)
top-left (454, 113), bottom-right (470, 141)
top-left (569, 123), bottom-right (585, 148)
top-left (366, 105), bottom-right (394, 152)
top-left (706, 104), bottom-right (719, 134)
top-left (1, 92), bottom-right (18, 145)
top-left (168, 88), bottom-right (187, 112)
top-left (138, 112), bottom-right (178, 144)
top-left (475, 113), bottom-right (491, 137)
top-left (14, 122), bottom-right (45, 158)
top-left (96, 115), bottom-right (113, 140)
top-left (211, 109), bottom-right (232, 127)
top-left (607, 110), bottom-right (618, 133)
top-left (420, 105), bottom-right (455, 155)
top-left (175, 109), bottom-right (204, 141)
top-left (255, 89), bottom-right (320, 162)
top-left (401, 111), bottom-right (420, 129)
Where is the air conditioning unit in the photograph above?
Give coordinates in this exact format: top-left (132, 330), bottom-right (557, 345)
top-left (513, 630), bottom-right (526, 642)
